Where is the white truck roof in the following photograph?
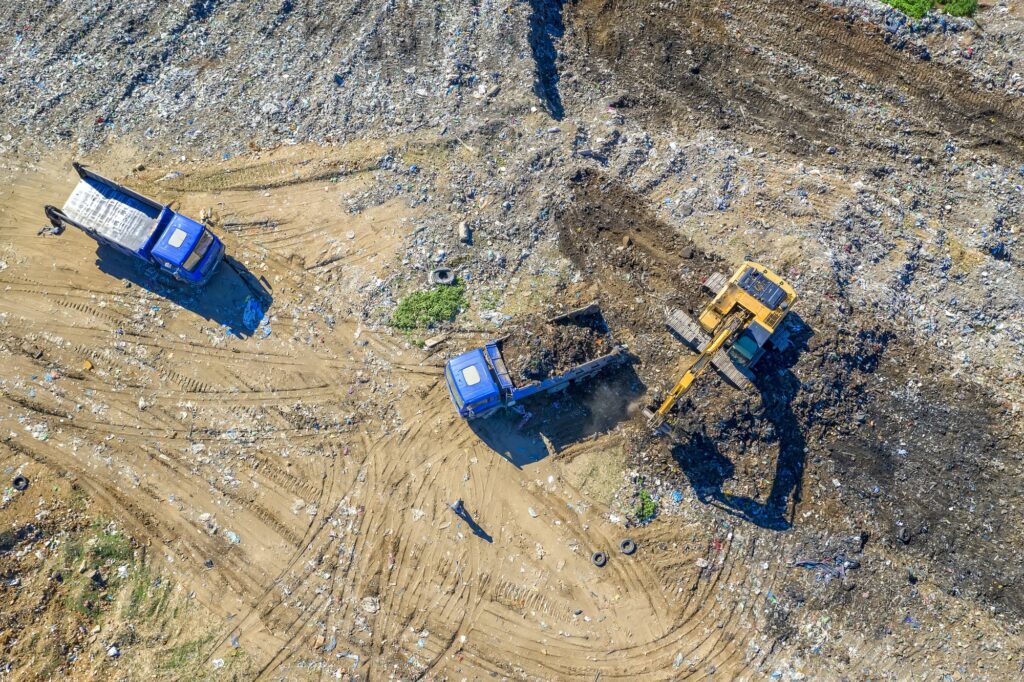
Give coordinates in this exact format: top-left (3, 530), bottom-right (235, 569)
top-left (62, 176), bottom-right (163, 252)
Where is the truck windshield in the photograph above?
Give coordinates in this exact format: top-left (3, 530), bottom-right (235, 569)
top-left (444, 365), bottom-right (465, 409)
top-left (183, 230), bottom-right (215, 272)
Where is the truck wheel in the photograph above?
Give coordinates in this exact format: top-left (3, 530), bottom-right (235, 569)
top-left (592, 551), bottom-right (607, 567)
top-left (12, 476), bottom-right (29, 491)
top-left (619, 539), bottom-right (637, 555)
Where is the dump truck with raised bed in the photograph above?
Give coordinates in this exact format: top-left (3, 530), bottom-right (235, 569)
top-left (445, 303), bottom-right (627, 419)
top-left (44, 162), bottom-right (225, 285)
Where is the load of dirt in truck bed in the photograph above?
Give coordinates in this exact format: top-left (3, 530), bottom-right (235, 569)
top-left (503, 312), bottom-right (608, 384)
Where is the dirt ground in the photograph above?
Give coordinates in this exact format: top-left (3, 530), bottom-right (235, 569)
top-left (1, 1), bottom-right (1023, 681)
top-left (1, 138), bottom-right (1020, 681)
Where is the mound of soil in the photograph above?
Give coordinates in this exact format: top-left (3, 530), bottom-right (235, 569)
top-left (503, 314), bottom-right (606, 383)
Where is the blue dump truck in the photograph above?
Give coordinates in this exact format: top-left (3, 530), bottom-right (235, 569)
top-left (445, 303), bottom-right (627, 419)
top-left (44, 163), bottom-right (225, 285)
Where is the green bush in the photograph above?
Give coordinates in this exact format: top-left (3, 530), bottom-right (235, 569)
top-left (882, 0), bottom-right (933, 19)
top-left (883, 0), bottom-right (977, 18)
top-left (636, 489), bottom-right (658, 523)
top-left (940, 0), bottom-right (977, 16)
top-left (392, 281), bottom-right (466, 330)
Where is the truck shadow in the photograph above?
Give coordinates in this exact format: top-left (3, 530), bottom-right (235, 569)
top-left (95, 244), bottom-right (273, 339)
top-left (670, 313), bottom-right (813, 530)
top-left (469, 360), bottom-right (646, 468)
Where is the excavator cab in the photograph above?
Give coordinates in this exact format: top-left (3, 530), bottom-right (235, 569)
top-left (644, 261), bottom-right (796, 433)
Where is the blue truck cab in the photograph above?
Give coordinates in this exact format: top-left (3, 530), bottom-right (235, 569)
top-left (150, 211), bottom-right (224, 285)
top-left (445, 348), bottom-right (503, 419)
top-left (445, 303), bottom-right (627, 420)
top-left (44, 162), bottom-right (224, 285)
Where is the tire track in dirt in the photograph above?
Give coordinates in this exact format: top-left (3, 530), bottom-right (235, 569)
top-left (9, 139), bottom-right (981, 679)
top-left (570, 0), bottom-right (1024, 159)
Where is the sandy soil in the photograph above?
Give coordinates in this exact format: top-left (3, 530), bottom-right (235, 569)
top-left (1, 139), bottom-right (1021, 681)
top-left (1, 1), bottom-right (1023, 679)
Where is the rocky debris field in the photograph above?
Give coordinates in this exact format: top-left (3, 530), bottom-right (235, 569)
top-left (1, 0), bottom-right (1023, 680)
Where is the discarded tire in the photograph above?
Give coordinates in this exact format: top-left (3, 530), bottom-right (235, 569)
top-left (619, 539), bottom-right (637, 555)
top-left (12, 476), bottom-right (29, 492)
top-left (429, 268), bottom-right (455, 286)
top-left (592, 551), bottom-right (607, 567)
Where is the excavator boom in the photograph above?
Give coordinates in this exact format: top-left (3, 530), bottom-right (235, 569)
top-left (646, 312), bottom-right (748, 430)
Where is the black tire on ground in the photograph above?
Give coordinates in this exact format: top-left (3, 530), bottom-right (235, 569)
top-left (12, 476), bottom-right (29, 491)
top-left (620, 538), bottom-right (637, 555)
top-left (592, 551), bottom-right (607, 567)
top-left (429, 268), bottom-right (455, 285)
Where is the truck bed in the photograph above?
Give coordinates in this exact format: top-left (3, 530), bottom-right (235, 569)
top-left (492, 303), bottom-right (625, 400)
top-left (62, 172), bottom-right (163, 253)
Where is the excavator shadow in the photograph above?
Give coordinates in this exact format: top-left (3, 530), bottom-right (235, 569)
top-left (95, 244), bottom-right (273, 339)
top-left (671, 312), bottom-right (813, 530)
top-left (469, 360), bottom-right (646, 468)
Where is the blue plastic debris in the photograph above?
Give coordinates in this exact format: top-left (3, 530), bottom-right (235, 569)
top-left (242, 297), bottom-right (263, 327)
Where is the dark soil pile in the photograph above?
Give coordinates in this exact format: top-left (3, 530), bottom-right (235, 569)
top-left (504, 314), bottom-right (607, 383)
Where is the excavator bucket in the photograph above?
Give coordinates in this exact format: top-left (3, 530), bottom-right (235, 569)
top-left (641, 407), bottom-right (673, 436)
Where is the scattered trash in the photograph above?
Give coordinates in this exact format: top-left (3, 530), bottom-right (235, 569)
top-left (423, 333), bottom-right (448, 350)
top-left (242, 296), bottom-right (267, 331)
top-left (458, 221), bottom-right (472, 244)
top-left (224, 531), bottom-right (241, 545)
top-left (791, 555), bottom-right (861, 582)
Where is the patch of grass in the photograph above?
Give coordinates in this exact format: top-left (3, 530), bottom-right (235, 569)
top-left (392, 281), bottom-right (466, 330)
top-left (636, 489), bottom-right (658, 523)
top-left (65, 578), bottom-right (103, 619)
top-left (147, 578), bottom-right (174, 619)
top-left (940, 0), bottom-right (977, 16)
top-left (92, 527), bottom-right (133, 564)
top-left (125, 565), bottom-right (153, 619)
top-left (69, 484), bottom-right (89, 512)
top-left (159, 634), bottom-right (214, 671)
top-left (882, 0), bottom-right (933, 19)
top-left (60, 539), bottom-right (84, 569)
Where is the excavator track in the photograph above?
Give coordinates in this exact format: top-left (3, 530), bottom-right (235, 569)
top-left (665, 307), bottom-right (753, 389)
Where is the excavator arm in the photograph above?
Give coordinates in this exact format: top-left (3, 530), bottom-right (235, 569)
top-left (646, 312), bottom-right (748, 431)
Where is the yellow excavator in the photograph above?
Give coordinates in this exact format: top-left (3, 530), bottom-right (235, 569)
top-left (644, 261), bottom-right (797, 433)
